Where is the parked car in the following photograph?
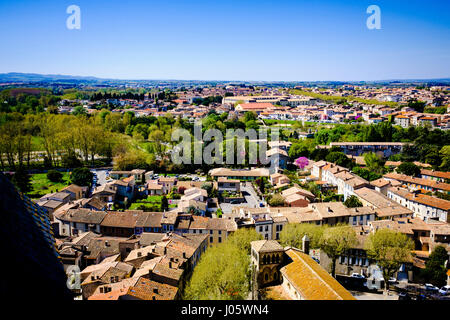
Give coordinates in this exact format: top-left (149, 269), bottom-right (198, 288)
top-left (398, 292), bottom-right (411, 300)
top-left (424, 283), bottom-right (439, 292)
top-left (351, 273), bottom-right (365, 279)
top-left (439, 285), bottom-right (450, 296)
top-left (388, 277), bottom-right (397, 284)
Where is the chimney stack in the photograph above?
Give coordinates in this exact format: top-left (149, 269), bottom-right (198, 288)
top-left (302, 235), bottom-right (310, 255)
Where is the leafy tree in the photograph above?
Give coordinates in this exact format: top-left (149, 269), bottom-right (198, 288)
top-left (279, 223), bottom-right (325, 249)
top-left (47, 170), bottom-right (63, 183)
top-left (161, 195), bottom-right (169, 212)
top-left (70, 167), bottom-right (93, 186)
top-left (406, 98), bottom-right (426, 113)
top-left (227, 228), bottom-right (263, 254)
top-left (319, 225), bottom-right (358, 278)
top-left (72, 106), bottom-right (87, 116)
top-left (421, 245), bottom-right (448, 287)
top-left (365, 229), bottom-right (414, 294)
top-left (397, 162), bottom-right (420, 177)
top-left (12, 166), bottom-right (32, 193)
top-left (325, 151), bottom-right (352, 168)
top-left (363, 152), bottom-right (385, 174)
top-left (268, 193), bottom-right (285, 206)
top-left (184, 229), bottom-right (260, 300)
top-left (352, 166), bottom-right (382, 181)
top-left (344, 195), bottom-right (363, 208)
top-left (439, 145), bottom-right (450, 172)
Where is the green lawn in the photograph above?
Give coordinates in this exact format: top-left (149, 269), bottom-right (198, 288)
top-left (28, 172), bottom-right (71, 198)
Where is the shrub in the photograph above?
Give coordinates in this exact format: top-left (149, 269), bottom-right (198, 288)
top-left (47, 170), bottom-right (63, 183)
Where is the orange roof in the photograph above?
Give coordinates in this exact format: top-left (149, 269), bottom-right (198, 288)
top-left (281, 248), bottom-right (355, 300)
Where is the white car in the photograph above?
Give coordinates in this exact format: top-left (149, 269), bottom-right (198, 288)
top-left (424, 283), bottom-right (439, 292)
top-left (351, 273), bottom-right (365, 279)
top-left (439, 285), bottom-right (450, 295)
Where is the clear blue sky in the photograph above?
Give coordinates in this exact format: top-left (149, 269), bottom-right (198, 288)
top-left (0, 0), bottom-right (449, 81)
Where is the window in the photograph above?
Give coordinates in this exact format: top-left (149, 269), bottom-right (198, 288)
top-left (218, 230), bottom-right (222, 235)
top-left (210, 237), bottom-right (213, 243)
top-left (210, 230), bottom-right (213, 235)
top-left (218, 237), bottom-right (222, 243)
top-left (259, 226), bottom-right (263, 232)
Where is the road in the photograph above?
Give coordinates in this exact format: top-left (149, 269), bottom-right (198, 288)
top-left (220, 182), bottom-right (262, 214)
top-left (349, 290), bottom-right (398, 300)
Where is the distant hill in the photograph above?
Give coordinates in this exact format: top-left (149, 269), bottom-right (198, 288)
top-left (0, 72), bottom-right (449, 85)
top-left (0, 72), bottom-right (103, 82)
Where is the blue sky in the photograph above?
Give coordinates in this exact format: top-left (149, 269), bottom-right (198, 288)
top-left (0, 0), bottom-right (449, 81)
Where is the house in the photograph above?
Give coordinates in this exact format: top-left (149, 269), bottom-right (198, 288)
top-left (55, 208), bottom-right (107, 237)
top-left (387, 187), bottom-right (450, 223)
top-left (370, 178), bottom-right (394, 196)
top-left (158, 177), bottom-right (178, 194)
top-left (267, 148), bottom-right (290, 172)
top-left (209, 167), bottom-right (270, 181)
top-left (122, 277), bottom-right (179, 300)
top-left (100, 211), bottom-right (143, 237)
top-left (251, 240), bottom-right (285, 288)
top-left (420, 169), bottom-right (450, 183)
top-left (325, 142), bottom-right (406, 158)
top-left (384, 172), bottom-right (450, 194)
top-left (61, 184), bottom-right (84, 200)
top-left (147, 183), bottom-right (163, 195)
top-left (281, 187), bottom-right (315, 208)
top-left (311, 160), bottom-right (328, 180)
top-left (235, 102), bottom-right (273, 114)
top-left (269, 173), bottom-right (290, 187)
top-left (217, 177), bottom-right (241, 193)
top-left (92, 183), bottom-right (117, 203)
top-left (311, 202), bottom-right (351, 226)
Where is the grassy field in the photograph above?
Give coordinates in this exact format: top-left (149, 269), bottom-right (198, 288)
top-left (289, 89), bottom-right (399, 107)
top-left (28, 172), bottom-right (71, 198)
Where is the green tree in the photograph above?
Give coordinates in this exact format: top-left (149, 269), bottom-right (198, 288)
top-left (12, 166), bottom-right (32, 193)
top-left (326, 151), bottom-right (352, 168)
top-left (70, 167), bottom-right (93, 187)
top-left (397, 162), bottom-right (420, 177)
top-left (279, 223), bottom-right (325, 249)
top-left (47, 169), bottom-right (63, 183)
top-left (344, 195), bottom-right (363, 208)
top-left (72, 106), bottom-right (87, 116)
top-left (319, 225), bottom-right (358, 278)
top-left (365, 229), bottom-right (414, 294)
top-left (268, 193), bottom-right (285, 206)
top-left (421, 245), bottom-right (448, 287)
top-left (363, 152), bottom-right (385, 174)
top-left (161, 195), bottom-right (169, 212)
top-left (184, 229), bottom-right (261, 300)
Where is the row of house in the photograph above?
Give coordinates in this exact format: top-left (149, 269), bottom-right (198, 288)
top-left (54, 208), bottom-right (237, 246)
top-left (60, 231), bottom-right (208, 300)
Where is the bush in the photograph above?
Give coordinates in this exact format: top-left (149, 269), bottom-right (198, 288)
top-left (47, 170), bottom-right (63, 183)
top-left (268, 193), bottom-right (285, 206)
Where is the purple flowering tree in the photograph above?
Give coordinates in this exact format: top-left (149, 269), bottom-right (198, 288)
top-left (294, 157), bottom-right (309, 170)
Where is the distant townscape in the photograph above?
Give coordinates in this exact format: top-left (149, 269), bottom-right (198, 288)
top-left (1, 76), bottom-right (450, 300)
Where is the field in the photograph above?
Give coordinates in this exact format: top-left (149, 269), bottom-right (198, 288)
top-left (28, 172), bottom-right (71, 199)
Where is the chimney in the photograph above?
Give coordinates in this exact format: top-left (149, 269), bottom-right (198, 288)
top-left (153, 288), bottom-right (158, 294)
top-left (105, 241), bottom-right (110, 247)
top-left (137, 252), bottom-right (142, 257)
top-left (302, 235), bottom-right (310, 255)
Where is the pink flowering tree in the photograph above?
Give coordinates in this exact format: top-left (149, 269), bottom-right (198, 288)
top-left (295, 157), bottom-right (309, 170)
